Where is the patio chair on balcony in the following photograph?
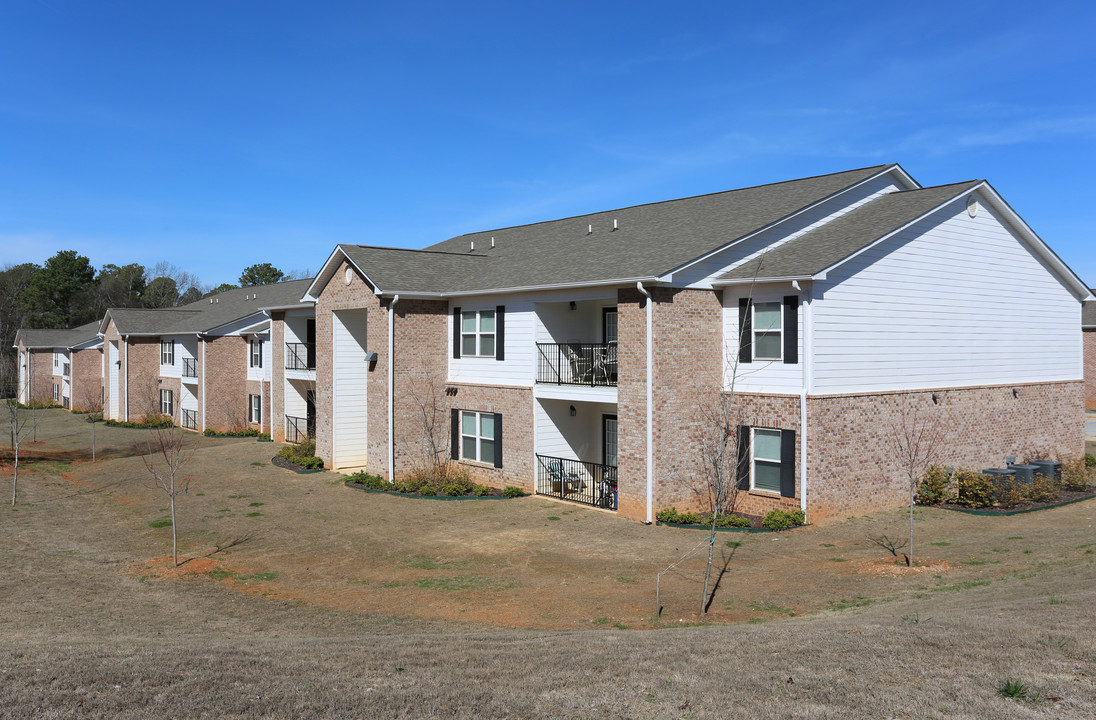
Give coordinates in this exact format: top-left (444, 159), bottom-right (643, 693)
top-left (546, 459), bottom-right (584, 495)
top-left (592, 342), bottom-right (617, 384)
top-left (564, 344), bottom-right (592, 384)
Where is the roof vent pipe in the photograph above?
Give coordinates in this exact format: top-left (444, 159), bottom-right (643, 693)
top-left (588, 224), bottom-right (593, 234)
top-left (470, 240), bottom-right (475, 251)
top-left (491, 236), bottom-right (495, 248)
top-left (613, 219), bottom-right (618, 231)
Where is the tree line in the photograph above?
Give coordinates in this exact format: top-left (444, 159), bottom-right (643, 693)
top-left (0, 251), bottom-right (308, 397)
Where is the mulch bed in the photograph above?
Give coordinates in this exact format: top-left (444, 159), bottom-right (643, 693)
top-left (271, 455), bottom-right (325, 474)
top-left (344, 480), bottom-right (511, 499)
top-left (934, 487), bottom-right (1096, 515)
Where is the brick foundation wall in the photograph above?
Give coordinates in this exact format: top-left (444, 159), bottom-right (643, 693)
top-left (807, 381), bottom-right (1085, 522)
top-left (70, 347), bottom-right (103, 412)
top-left (1084, 330), bottom-right (1096, 410)
top-left (442, 382), bottom-right (534, 489)
top-left (729, 393), bottom-right (803, 518)
top-left (201, 336), bottom-right (248, 433)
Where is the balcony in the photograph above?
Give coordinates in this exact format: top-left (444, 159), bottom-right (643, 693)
top-left (182, 408), bottom-right (197, 430)
top-left (535, 454), bottom-right (617, 510)
top-left (285, 342), bottom-right (316, 371)
top-left (182, 358), bottom-right (198, 378)
top-left (536, 343), bottom-right (617, 387)
top-left (286, 415), bottom-right (315, 444)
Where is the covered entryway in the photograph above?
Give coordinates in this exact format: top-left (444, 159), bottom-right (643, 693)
top-left (331, 309), bottom-right (369, 470)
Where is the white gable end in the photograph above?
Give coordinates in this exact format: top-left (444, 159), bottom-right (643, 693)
top-left (810, 191), bottom-right (1081, 393)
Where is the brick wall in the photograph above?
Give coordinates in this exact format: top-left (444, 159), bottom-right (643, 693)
top-left (392, 298), bottom-right (450, 476)
top-left (125, 337), bottom-right (161, 421)
top-left (615, 286), bottom-right (649, 521)
top-left (70, 347), bottom-right (103, 412)
top-left (729, 392), bottom-right (803, 518)
top-left (1085, 330), bottom-right (1096, 410)
top-left (22, 347), bottom-right (55, 405)
top-left (441, 382), bottom-right (534, 489)
top-left (314, 260), bottom-right (389, 474)
top-left (270, 312), bottom-right (286, 442)
top-left (201, 336), bottom-right (248, 432)
top-left (807, 381), bottom-right (1085, 522)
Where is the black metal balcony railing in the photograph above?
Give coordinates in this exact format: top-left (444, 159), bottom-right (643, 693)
top-left (182, 408), bottom-right (198, 430)
top-left (536, 454), bottom-right (617, 510)
top-left (285, 342), bottom-right (316, 371)
top-left (285, 415), bottom-right (315, 444)
top-left (182, 358), bottom-right (198, 378)
top-left (63, 363), bottom-right (70, 377)
top-left (536, 343), bottom-right (617, 387)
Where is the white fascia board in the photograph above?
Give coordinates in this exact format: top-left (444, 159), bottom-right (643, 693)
top-left (97, 310), bottom-right (114, 336)
top-left (302, 246), bottom-right (383, 302)
top-left (413, 276), bottom-right (662, 299)
top-left (711, 275), bottom-right (819, 287)
top-left (659, 164), bottom-right (919, 281)
top-left (976, 182), bottom-right (1094, 301)
top-left (257, 302), bottom-right (315, 312)
top-left (70, 338), bottom-right (104, 351)
top-left (204, 312), bottom-right (269, 337)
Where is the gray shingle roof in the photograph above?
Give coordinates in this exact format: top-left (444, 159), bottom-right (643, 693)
top-left (15, 320), bottom-right (102, 349)
top-left (717, 181), bottom-right (981, 282)
top-left (106, 278), bottom-right (314, 335)
top-left (335, 165), bottom-right (897, 294)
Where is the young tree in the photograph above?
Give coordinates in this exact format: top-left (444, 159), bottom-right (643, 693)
top-left (5, 397), bottom-right (30, 506)
top-left (139, 426), bottom-right (194, 567)
top-left (407, 361), bottom-right (451, 477)
top-left (888, 406), bottom-right (943, 567)
top-left (238, 263), bottom-right (286, 287)
top-left (79, 382), bottom-right (104, 461)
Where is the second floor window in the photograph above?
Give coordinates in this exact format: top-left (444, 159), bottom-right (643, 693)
top-left (461, 310), bottom-right (495, 357)
top-left (161, 340), bottom-right (175, 365)
top-left (752, 302), bottom-right (782, 361)
top-left (250, 339), bottom-right (263, 368)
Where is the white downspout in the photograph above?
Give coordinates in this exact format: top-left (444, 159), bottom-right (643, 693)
top-left (636, 282), bottom-right (654, 524)
top-left (123, 336), bottom-right (129, 422)
top-left (199, 334), bottom-right (206, 432)
top-left (388, 294), bottom-right (400, 482)
top-left (794, 280), bottom-right (812, 518)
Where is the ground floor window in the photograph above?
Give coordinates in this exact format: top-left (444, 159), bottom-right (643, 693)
top-left (248, 394), bottom-right (262, 423)
top-left (737, 425), bottom-right (796, 497)
top-left (52, 383), bottom-right (59, 401)
top-left (160, 389), bottom-right (174, 417)
top-left (452, 409), bottom-right (503, 468)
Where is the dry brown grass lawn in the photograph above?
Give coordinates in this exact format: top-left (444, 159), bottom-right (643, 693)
top-left (2, 409), bottom-right (1095, 718)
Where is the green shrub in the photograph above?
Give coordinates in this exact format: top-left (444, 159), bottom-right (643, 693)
top-left (502, 486), bottom-right (525, 498)
top-left (992, 476), bottom-right (1025, 508)
top-left (655, 507), bottom-right (703, 525)
top-left (203, 427), bottom-right (266, 438)
top-left (1024, 474), bottom-right (1061, 504)
top-left (1062, 455), bottom-right (1094, 491)
top-left (347, 471), bottom-right (387, 490)
top-left (761, 509), bottom-right (805, 531)
top-left (917, 465), bottom-right (951, 505)
top-left (440, 483), bottom-right (466, 497)
top-left (418, 485), bottom-right (437, 496)
top-left (704, 512), bottom-right (751, 528)
top-left (472, 484), bottom-right (493, 496)
top-left (106, 414), bottom-right (174, 429)
top-left (952, 470), bottom-right (994, 508)
top-left (275, 439), bottom-right (324, 469)
top-left (1085, 454), bottom-right (1096, 469)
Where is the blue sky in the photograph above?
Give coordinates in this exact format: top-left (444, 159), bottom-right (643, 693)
top-left (1, 1), bottom-right (1093, 288)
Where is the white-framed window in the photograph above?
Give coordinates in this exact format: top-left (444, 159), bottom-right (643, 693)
top-left (751, 427), bottom-right (783, 493)
top-left (160, 389), bottom-right (174, 417)
top-left (460, 310), bottom-right (495, 357)
top-left (250, 338), bottom-right (263, 368)
top-left (52, 383), bottom-right (59, 401)
top-left (752, 302), bottom-right (782, 361)
top-left (160, 340), bottom-right (175, 365)
top-left (248, 394), bottom-right (261, 423)
top-left (460, 410), bottom-right (496, 465)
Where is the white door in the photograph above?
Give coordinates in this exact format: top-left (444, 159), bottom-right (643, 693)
top-left (108, 341), bottom-right (120, 419)
top-left (332, 309), bottom-right (369, 469)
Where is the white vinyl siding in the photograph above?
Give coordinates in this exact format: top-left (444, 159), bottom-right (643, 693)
top-left (108, 341), bottom-right (120, 420)
top-left (811, 194), bottom-right (1081, 392)
top-left (534, 399), bottom-right (617, 462)
top-left (247, 334), bottom-right (270, 382)
top-left (722, 288), bottom-right (804, 393)
top-left (332, 309), bottom-right (369, 469)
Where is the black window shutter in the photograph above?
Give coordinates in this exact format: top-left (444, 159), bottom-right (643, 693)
top-left (495, 306), bottom-right (505, 361)
top-left (171, 339), bottom-right (175, 363)
top-left (493, 412), bottom-right (503, 468)
top-left (450, 409), bottom-right (460, 460)
top-left (736, 425), bottom-right (750, 490)
top-left (783, 296), bottom-right (798, 364)
top-left (738, 298), bottom-right (752, 364)
top-left (452, 307), bottom-right (462, 359)
top-left (780, 429), bottom-right (796, 498)
top-left (258, 339), bottom-right (263, 368)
